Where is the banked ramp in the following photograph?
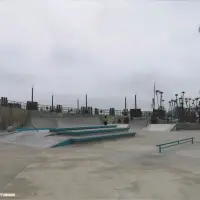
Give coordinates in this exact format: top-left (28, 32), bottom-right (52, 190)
top-left (143, 124), bottom-right (176, 132)
top-left (129, 118), bottom-right (149, 131)
top-left (0, 130), bottom-right (67, 148)
top-left (25, 111), bottom-right (102, 129)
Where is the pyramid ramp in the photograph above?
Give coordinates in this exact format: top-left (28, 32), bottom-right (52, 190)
top-left (143, 124), bottom-right (176, 132)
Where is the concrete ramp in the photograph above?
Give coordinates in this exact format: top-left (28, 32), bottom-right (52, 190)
top-left (143, 124), bottom-right (176, 132)
top-left (56, 116), bottom-right (101, 127)
top-left (25, 111), bottom-right (102, 129)
top-left (0, 130), bottom-right (67, 148)
top-left (129, 118), bottom-right (149, 131)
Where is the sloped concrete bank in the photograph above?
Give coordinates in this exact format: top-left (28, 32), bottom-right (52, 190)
top-left (0, 106), bottom-right (28, 130)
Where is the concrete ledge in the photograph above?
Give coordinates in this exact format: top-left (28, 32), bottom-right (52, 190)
top-left (55, 127), bottom-right (130, 136)
top-left (51, 132), bottom-right (136, 147)
top-left (49, 125), bottom-right (117, 132)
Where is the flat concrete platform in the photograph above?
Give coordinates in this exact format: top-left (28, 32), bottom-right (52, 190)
top-left (0, 144), bottom-right (39, 191)
top-left (1, 130), bottom-right (200, 199)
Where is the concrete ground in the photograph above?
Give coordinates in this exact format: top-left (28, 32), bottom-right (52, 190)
top-left (1, 130), bottom-right (200, 200)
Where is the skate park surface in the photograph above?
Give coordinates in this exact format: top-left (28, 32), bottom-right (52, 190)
top-left (0, 114), bottom-right (200, 199)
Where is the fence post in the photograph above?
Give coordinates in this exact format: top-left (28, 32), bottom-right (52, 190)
top-left (192, 138), bottom-right (194, 144)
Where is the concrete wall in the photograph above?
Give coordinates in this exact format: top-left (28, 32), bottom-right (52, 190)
top-left (0, 106), bottom-right (28, 130)
top-left (176, 123), bottom-right (200, 130)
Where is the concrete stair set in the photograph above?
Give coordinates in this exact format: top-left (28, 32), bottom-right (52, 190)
top-left (48, 125), bottom-right (135, 147)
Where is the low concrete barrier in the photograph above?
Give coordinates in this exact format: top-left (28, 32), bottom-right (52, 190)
top-left (176, 123), bottom-right (200, 130)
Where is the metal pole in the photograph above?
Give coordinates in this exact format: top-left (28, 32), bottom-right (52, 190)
top-left (159, 146), bottom-right (161, 153)
top-left (77, 98), bottom-right (79, 110)
top-left (135, 95), bottom-right (137, 109)
top-left (125, 96), bottom-right (127, 110)
top-left (86, 94), bottom-right (88, 110)
top-left (31, 87), bottom-right (34, 102)
top-left (52, 95), bottom-right (54, 111)
top-left (153, 81), bottom-right (156, 109)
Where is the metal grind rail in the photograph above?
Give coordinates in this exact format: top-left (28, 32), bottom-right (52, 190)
top-left (156, 137), bottom-right (195, 153)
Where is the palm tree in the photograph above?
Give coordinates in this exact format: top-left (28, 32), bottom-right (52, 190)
top-left (188, 98), bottom-right (191, 107)
top-left (156, 90), bottom-right (160, 109)
top-left (160, 91), bottom-right (163, 109)
top-left (175, 94), bottom-right (178, 106)
top-left (185, 98), bottom-right (188, 108)
top-left (195, 97), bottom-right (199, 106)
top-left (179, 97), bottom-right (182, 107)
top-left (181, 91), bottom-right (185, 107)
top-left (192, 99), bottom-right (195, 107)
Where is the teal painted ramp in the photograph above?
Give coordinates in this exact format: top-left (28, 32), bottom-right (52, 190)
top-left (51, 132), bottom-right (136, 147)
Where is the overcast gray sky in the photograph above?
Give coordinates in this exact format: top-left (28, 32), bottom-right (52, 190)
top-left (0, 0), bottom-right (200, 110)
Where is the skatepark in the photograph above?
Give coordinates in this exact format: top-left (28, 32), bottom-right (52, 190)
top-left (0, 101), bottom-right (200, 200)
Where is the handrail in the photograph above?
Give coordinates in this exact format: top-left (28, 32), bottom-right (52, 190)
top-left (29, 124), bottom-right (38, 132)
top-left (156, 137), bottom-right (194, 153)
